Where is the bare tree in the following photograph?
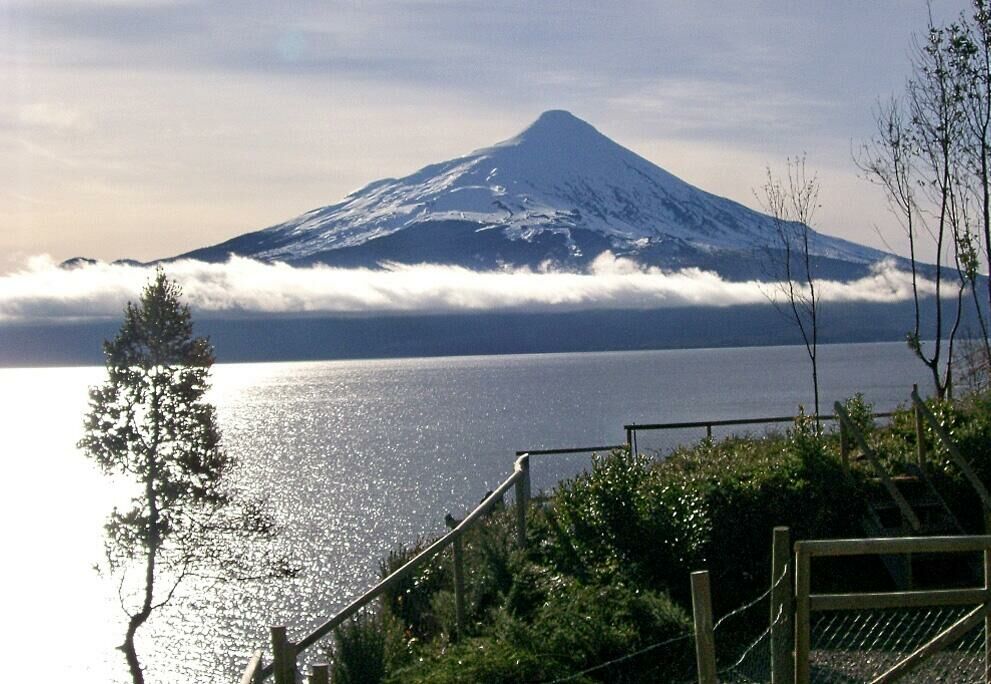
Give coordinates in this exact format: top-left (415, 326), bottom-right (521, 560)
top-left (858, 15), bottom-right (974, 399)
top-left (948, 2), bottom-right (991, 364)
top-left (758, 156), bottom-right (822, 421)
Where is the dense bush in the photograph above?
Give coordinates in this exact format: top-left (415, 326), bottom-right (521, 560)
top-left (379, 537), bottom-right (451, 640)
top-left (386, 579), bottom-right (692, 684)
top-left (550, 417), bottom-right (865, 608)
top-left (330, 611), bottom-right (407, 684)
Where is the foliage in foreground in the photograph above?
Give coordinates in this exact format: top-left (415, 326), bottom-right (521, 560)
top-left (326, 393), bottom-right (991, 683)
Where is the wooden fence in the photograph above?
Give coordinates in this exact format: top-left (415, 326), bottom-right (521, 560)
top-left (793, 535), bottom-right (991, 684)
top-left (238, 405), bottom-right (906, 682)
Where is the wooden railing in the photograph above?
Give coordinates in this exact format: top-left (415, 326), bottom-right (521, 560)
top-left (911, 387), bottom-right (991, 513)
top-left (241, 454), bottom-right (532, 683)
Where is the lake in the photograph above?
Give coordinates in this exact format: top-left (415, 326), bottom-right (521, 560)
top-left (0, 342), bottom-right (932, 682)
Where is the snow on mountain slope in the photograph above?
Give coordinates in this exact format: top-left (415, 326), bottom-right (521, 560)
top-left (180, 110), bottom-right (888, 270)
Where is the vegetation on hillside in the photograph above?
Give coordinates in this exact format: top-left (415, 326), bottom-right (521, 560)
top-left (318, 391), bottom-right (991, 683)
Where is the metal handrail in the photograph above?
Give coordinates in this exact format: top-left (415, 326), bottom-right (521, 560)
top-left (515, 445), bottom-right (625, 457)
top-left (624, 412), bottom-right (894, 433)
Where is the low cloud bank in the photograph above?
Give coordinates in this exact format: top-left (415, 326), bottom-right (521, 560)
top-left (0, 253), bottom-right (937, 323)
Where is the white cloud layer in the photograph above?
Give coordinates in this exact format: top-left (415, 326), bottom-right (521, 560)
top-left (0, 254), bottom-right (939, 324)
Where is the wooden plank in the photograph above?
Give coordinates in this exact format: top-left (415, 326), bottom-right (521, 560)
top-left (794, 546), bottom-right (811, 684)
top-left (627, 415), bottom-right (799, 431)
top-left (309, 663), bottom-right (329, 684)
top-left (516, 453), bottom-right (531, 503)
top-left (810, 587), bottom-right (988, 612)
top-left (691, 571), bottom-right (717, 684)
top-left (238, 650), bottom-right (263, 684)
top-left (797, 535), bottom-right (991, 557)
top-left (270, 626), bottom-right (295, 684)
top-left (985, 541), bottom-right (990, 684)
top-left (871, 602), bottom-right (990, 683)
top-left (514, 445), bottom-right (625, 457)
top-left (771, 527), bottom-right (794, 684)
top-left (912, 389), bottom-right (991, 512)
top-left (622, 412), bottom-right (895, 433)
top-left (834, 402), bottom-right (922, 532)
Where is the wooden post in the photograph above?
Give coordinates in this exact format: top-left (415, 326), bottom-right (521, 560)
top-left (984, 513), bottom-right (990, 683)
top-left (691, 570), bottom-right (717, 684)
top-left (310, 663), bottom-right (329, 684)
top-left (453, 533), bottom-right (466, 640)
top-left (705, 424), bottom-right (713, 440)
top-left (271, 625), bottom-right (297, 684)
top-left (626, 426), bottom-right (635, 456)
top-left (520, 453), bottom-right (531, 510)
top-left (515, 456), bottom-right (529, 549)
top-left (771, 527), bottom-right (794, 684)
top-left (913, 384), bottom-right (926, 469)
top-left (794, 545), bottom-right (811, 684)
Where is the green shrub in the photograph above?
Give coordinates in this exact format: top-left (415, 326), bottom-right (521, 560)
top-left (550, 426), bottom-right (865, 610)
top-left (379, 537), bottom-right (450, 640)
top-left (840, 393), bottom-right (876, 437)
top-left (387, 580), bottom-right (692, 684)
top-left (330, 611), bottom-right (407, 684)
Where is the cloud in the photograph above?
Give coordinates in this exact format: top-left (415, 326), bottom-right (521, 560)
top-left (0, 254), bottom-right (942, 324)
top-left (17, 102), bottom-right (91, 133)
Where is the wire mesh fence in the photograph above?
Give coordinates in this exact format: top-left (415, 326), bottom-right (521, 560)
top-left (707, 564), bottom-right (787, 684)
top-left (808, 605), bottom-right (986, 683)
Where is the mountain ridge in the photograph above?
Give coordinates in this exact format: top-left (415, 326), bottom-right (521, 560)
top-left (176, 110), bottom-right (890, 279)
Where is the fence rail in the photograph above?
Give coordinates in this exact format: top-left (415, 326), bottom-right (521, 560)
top-left (626, 411), bottom-right (895, 457)
top-left (515, 444), bottom-right (625, 457)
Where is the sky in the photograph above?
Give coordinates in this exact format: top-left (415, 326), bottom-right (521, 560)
top-left (2, 0), bottom-right (976, 274)
top-left (0, 1), bottom-right (982, 325)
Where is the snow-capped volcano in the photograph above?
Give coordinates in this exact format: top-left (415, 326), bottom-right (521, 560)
top-left (179, 110), bottom-right (888, 277)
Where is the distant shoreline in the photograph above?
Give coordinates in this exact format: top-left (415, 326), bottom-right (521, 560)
top-left (0, 299), bottom-right (979, 368)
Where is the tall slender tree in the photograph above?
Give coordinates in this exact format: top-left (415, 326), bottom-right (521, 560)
top-left (79, 269), bottom-right (284, 684)
top-left (758, 156), bottom-right (822, 421)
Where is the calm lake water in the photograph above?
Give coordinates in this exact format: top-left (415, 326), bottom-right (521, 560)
top-left (0, 342), bottom-right (932, 682)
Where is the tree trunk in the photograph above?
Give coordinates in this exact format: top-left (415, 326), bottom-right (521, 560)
top-left (121, 611), bottom-right (150, 684)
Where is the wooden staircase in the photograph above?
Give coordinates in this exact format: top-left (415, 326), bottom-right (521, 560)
top-left (835, 392), bottom-right (989, 590)
top-left (863, 467), bottom-right (963, 538)
top-left (860, 466), bottom-right (970, 588)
